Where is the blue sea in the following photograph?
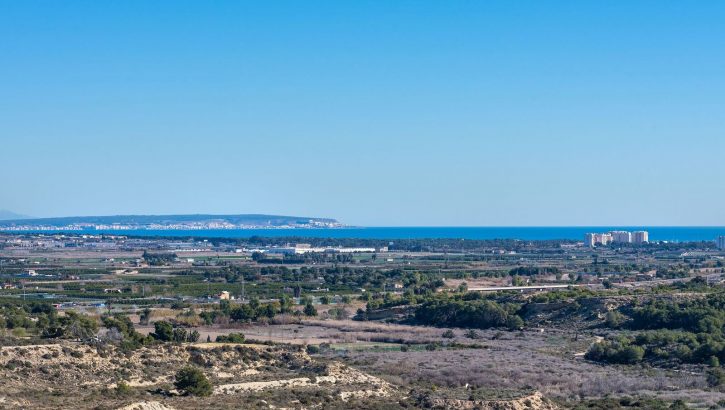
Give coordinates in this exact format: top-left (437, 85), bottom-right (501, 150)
top-left (11, 227), bottom-right (725, 242)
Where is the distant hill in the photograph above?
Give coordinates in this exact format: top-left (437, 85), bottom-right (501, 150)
top-left (0, 210), bottom-right (33, 221)
top-left (0, 214), bottom-right (341, 229)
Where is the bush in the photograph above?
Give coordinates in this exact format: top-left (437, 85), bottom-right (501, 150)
top-left (152, 321), bottom-right (173, 342)
top-left (605, 310), bottom-right (625, 329)
top-left (115, 381), bottom-right (132, 396)
top-left (216, 333), bottom-right (245, 343)
top-left (303, 303), bottom-right (317, 317)
top-left (585, 340), bottom-right (644, 364)
top-left (174, 366), bottom-right (213, 397)
top-left (707, 368), bottom-right (725, 387)
top-left (506, 315), bottom-right (524, 330)
top-left (414, 298), bottom-right (524, 330)
top-left (442, 330), bottom-right (455, 339)
top-left (464, 329), bottom-right (481, 339)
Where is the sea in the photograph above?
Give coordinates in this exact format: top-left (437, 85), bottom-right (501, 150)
top-left (9, 227), bottom-right (725, 242)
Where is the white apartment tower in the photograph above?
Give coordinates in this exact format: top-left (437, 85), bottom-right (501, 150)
top-left (610, 231), bottom-right (632, 243)
top-left (717, 236), bottom-right (725, 250)
top-left (584, 233), bottom-right (613, 247)
top-left (585, 230), bottom-right (648, 247)
top-left (632, 231), bottom-right (649, 244)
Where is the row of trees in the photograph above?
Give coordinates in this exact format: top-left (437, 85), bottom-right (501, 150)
top-left (414, 298), bottom-right (524, 330)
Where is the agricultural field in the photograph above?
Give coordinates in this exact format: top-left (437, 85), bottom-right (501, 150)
top-left (1, 233), bottom-right (725, 409)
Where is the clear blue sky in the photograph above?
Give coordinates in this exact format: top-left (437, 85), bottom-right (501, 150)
top-left (1, 1), bottom-right (724, 226)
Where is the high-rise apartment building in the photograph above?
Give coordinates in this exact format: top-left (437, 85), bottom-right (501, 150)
top-left (632, 231), bottom-right (649, 244)
top-left (584, 232), bottom-right (613, 247)
top-left (611, 231), bottom-right (632, 243)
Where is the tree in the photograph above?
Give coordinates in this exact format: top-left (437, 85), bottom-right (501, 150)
top-left (618, 345), bottom-right (644, 364)
top-left (173, 328), bottom-right (188, 343)
top-left (249, 297), bottom-right (260, 310)
top-left (174, 366), bottom-right (213, 396)
top-left (303, 302), bottom-right (317, 317)
top-left (506, 315), bottom-right (524, 330)
top-left (216, 333), bottom-right (245, 343)
top-left (320, 295), bottom-right (331, 305)
top-left (152, 321), bottom-right (174, 341)
top-left (219, 299), bottom-right (231, 315)
top-left (279, 294), bottom-right (293, 314)
top-left (605, 310), bottom-right (625, 329)
top-left (230, 304), bottom-right (255, 322)
top-left (261, 304), bottom-right (276, 319)
top-left (139, 308), bottom-right (152, 325)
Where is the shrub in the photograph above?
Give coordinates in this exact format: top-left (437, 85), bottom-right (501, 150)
top-left (605, 310), bottom-right (625, 329)
top-left (464, 329), bottom-right (480, 339)
top-left (152, 321), bottom-right (174, 342)
top-left (216, 333), bottom-right (245, 343)
top-left (174, 366), bottom-right (213, 397)
top-left (707, 368), bottom-right (725, 387)
top-left (506, 315), bottom-right (524, 330)
top-left (303, 303), bottom-right (317, 317)
top-left (585, 340), bottom-right (644, 364)
top-left (115, 381), bottom-right (132, 396)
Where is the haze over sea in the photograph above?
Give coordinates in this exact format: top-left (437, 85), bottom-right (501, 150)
top-left (29, 227), bottom-right (725, 242)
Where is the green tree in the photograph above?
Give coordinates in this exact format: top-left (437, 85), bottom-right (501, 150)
top-left (172, 327), bottom-right (188, 343)
top-left (249, 297), bottom-right (260, 310)
top-left (152, 321), bottom-right (174, 341)
top-left (279, 294), bottom-right (293, 314)
top-left (605, 310), bottom-right (625, 329)
top-left (506, 315), bottom-right (524, 330)
top-left (174, 366), bottom-right (213, 396)
top-left (303, 302), bottom-right (317, 317)
top-left (139, 308), bottom-right (152, 325)
top-left (230, 304), bottom-right (255, 322)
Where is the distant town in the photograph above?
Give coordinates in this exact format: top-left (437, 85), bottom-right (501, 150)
top-left (584, 230), bottom-right (650, 247)
top-left (0, 213), bottom-right (344, 231)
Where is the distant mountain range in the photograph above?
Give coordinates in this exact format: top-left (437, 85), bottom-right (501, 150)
top-left (0, 214), bottom-right (342, 230)
top-left (0, 210), bottom-right (33, 221)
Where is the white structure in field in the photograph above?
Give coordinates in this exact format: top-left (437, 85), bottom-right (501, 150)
top-left (632, 231), bottom-right (649, 244)
top-left (585, 230), bottom-right (648, 247)
top-left (717, 236), bottom-right (725, 250)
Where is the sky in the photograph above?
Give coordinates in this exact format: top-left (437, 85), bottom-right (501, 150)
top-left (1, 1), bottom-right (724, 226)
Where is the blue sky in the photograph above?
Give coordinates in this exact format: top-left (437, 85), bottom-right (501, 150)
top-left (1, 1), bottom-right (724, 226)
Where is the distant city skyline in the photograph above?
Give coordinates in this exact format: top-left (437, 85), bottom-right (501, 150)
top-left (2, 1), bottom-right (725, 226)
